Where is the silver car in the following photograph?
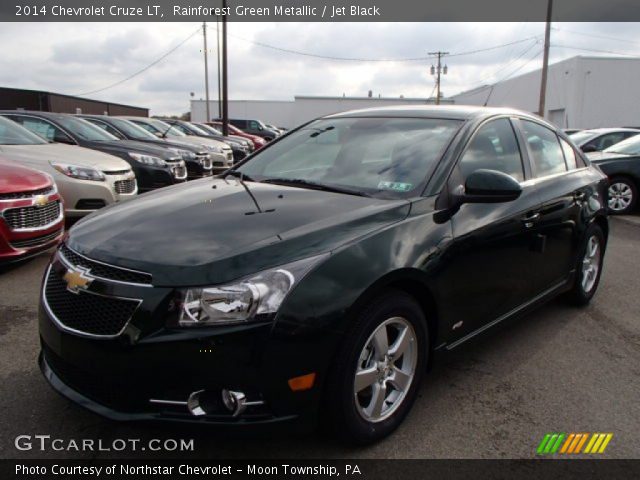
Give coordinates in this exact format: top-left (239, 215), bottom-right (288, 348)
top-left (120, 116), bottom-right (234, 170)
top-left (0, 116), bottom-right (137, 218)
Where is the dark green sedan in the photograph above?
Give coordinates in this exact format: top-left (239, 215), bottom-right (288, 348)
top-left (38, 106), bottom-right (608, 444)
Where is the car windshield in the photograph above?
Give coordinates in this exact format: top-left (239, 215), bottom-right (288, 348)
top-left (184, 123), bottom-right (211, 135)
top-left (237, 117), bottom-right (461, 198)
top-left (57, 116), bottom-right (118, 141)
top-left (569, 130), bottom-right (598, 144)
top-left (110, 118), bottom-right (158, 140)
top-left (604, 135), bottom-right (640, 155)
top-left (150, 119), bottom-right (186, 137)
top-left (199, 124), bottom-right (223, 135)
top-left (0, 116), bottom-right (48, 145)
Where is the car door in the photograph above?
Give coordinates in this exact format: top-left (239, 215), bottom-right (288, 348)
top-left (515, 119), bottom-right (583, 295)
top-left (437, 117), bottom-right (543, 342)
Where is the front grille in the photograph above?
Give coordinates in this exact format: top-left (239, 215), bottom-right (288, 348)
top-left (75, 199), bottom-right (106, 210)
top-left (0, 186), bottom-right (54, 200)
top-left (44, 267), bottom-right (140, 337)
top-left (104, 169), bottom-right (131, 176)
top-left (59, 244), bottom-right (152, 285)
top-left (3, 201), bottom-right (61, 230)
top-left (114, 179), bottom-right (136, 194)
top-left (10, 228), bottom-right (62, 249)
top-left (172, 166), bottom-right (187, 180)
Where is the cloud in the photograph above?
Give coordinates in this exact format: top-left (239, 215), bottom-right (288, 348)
top-left (0, 21), bottom-right (639, 115)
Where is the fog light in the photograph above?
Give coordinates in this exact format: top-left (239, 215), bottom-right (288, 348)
top-left (221, 389), bottom-right (247, 417)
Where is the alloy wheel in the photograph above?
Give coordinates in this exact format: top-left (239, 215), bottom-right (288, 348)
top-left (608, 182), bottom-right (633, 212)
top-left (353, 317), bottom-right (417, 423)
top-left (581, 235), bottom-right (601, 293)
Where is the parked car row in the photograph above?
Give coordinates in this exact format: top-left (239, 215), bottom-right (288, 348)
top-left (0, 111), bottom-right (282, 263)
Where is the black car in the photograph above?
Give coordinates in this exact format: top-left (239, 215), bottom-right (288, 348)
top-left (587, 134), bottom-right (640, 214)
top-left (159, 118), bottom-right (250, 163)
top-left (77, 114), bottom-right (216, 179)
top-left (38, 106), bottom-right (608, 444)
top-left (0, 111), bottom-right (188, 192)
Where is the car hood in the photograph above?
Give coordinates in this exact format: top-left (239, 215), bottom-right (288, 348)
top-left (587, 151), bottom-right (634, 162)
top-left (85, 140), bottom-right (179, 160)
top-left (0, 143), bottom-right (131, 170)
top-left (168, 135), bottom-right (228, 150)
top-left (67, 179), bottom-right (410, 286)
top-left (0, 159), bottom-right (51, 193)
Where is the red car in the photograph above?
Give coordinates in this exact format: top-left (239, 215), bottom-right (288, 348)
top-left (208, 122), bottom-right (267, 150)
top-left (0, 159), bottom-right (64, 263)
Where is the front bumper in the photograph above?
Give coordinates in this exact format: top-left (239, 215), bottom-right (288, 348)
top-left (37, 249), bottom-right (322, 429)
top-left (59, 171), bottom-right (137, 218)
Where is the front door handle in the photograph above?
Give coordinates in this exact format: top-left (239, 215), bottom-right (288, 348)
top-left (522, 212), bottom-right (540, 228)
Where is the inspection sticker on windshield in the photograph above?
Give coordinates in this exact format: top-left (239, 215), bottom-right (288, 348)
top-left (378, 181), bottom-right (413, 192)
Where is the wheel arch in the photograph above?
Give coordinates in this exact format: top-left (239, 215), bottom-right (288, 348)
top-left (343, 269), bottom-right (440, 368)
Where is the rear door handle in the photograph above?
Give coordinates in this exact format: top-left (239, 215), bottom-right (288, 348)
top-left (522, 212), bottom-right (540, 228)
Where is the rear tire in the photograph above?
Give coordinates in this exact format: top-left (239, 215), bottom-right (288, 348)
top-left (607, 176), bottom-right (637, 214)
top-left (566, 224), bottom-right (605, 306)
top-left (325, 290), bottom-right (428, 445)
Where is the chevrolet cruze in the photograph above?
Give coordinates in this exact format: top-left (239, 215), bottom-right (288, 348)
top-left (39, 106), bottom-right (608, 444)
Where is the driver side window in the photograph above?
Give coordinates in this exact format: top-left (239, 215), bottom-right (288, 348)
top-left (459, 118), bottom-right (524, 182)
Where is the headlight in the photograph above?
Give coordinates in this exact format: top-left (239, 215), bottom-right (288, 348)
top-left (129, 152), bottom-right (166, 166)
top-left (169, 148), bottom-right (196, 161)
top-left (177, 254), bottom-right (328, 327)
top-left (50, 162), bottom-right (105, 181)
top-left (204, 144), bottom-right (223, 154)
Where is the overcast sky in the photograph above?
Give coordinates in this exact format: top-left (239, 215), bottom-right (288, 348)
top-left (1, 22), bottom-right (639, 115)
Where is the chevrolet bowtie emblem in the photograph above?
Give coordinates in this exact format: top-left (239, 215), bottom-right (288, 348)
top-left (33, 195), bottom-right (48, 207)
top-left (63, 266), bottom-right (93, 294)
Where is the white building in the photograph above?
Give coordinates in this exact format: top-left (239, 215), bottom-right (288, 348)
top-left (191, 95), bottom-right (452, 129)
top-left (451, 56), bottom-right (640, 129)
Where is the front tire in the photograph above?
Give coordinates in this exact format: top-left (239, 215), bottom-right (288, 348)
top-left (325, 290), bottom-right (428, 444)
top-left (567, 224), bottom-right (605, 306)
top-left (608, 176), bottom-right (637, 214)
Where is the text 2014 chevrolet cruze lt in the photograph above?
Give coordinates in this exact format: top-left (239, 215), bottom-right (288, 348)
top-left (39, 106), bottom-right (608, 444)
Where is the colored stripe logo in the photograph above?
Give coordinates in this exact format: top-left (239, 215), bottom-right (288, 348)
top-left (537, 433), bottom-right (613, 455)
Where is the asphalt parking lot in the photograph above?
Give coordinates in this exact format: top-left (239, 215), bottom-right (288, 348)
top-left (1, 217), bottom-right (639, 460)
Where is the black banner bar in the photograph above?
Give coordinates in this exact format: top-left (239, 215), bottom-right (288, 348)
top-left (3, 0), bottom-right (640, 22)
top-left (3, 459), bottom-right (640, 480)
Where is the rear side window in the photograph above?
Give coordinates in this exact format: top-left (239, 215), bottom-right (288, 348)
top-left (459, 118), bottom-right (524, 182)
top-left (560, 138), bottom-right (578, 170)
top-left (521, 120), bottom-right (566, 178)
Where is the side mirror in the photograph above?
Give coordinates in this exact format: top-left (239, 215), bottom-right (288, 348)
top-left (581, 144), bottom-right (597, 153)
top-left (459, 169), bottom-right (522, 204)
top-left (154, 131), bottom-right (164, 138)
top-left (53, 131), bottom-right (75, 145)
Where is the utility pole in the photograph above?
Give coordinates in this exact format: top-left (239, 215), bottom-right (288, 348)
top-left (216, 17), bottom-right (222, 119)
top-left (203, 22), bottom-right (211, 123)
top-left (538, 0), bottom-right (553, 117)
top-left (429, 51), bottom-right (449, 105)
top-left (221, 0), bottom-right (229, 136)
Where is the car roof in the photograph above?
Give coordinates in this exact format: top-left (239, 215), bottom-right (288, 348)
top-left (323, 105), bottom-right (534, 121)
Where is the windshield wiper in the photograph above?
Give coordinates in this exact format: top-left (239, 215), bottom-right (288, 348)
top-left (261, 178), bottom-right (370, 197)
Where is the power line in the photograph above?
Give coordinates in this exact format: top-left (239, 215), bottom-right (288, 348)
top-left (552, 27), bottom-right (640, 48)
top-left (74, 27), bottom-right (201, 96)
top-left (486, 48), bottom-right (544, 105)
top-left (207, 24), bottom-right (540, 63)
top-left (551, 44), bottom-right (639, 57)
